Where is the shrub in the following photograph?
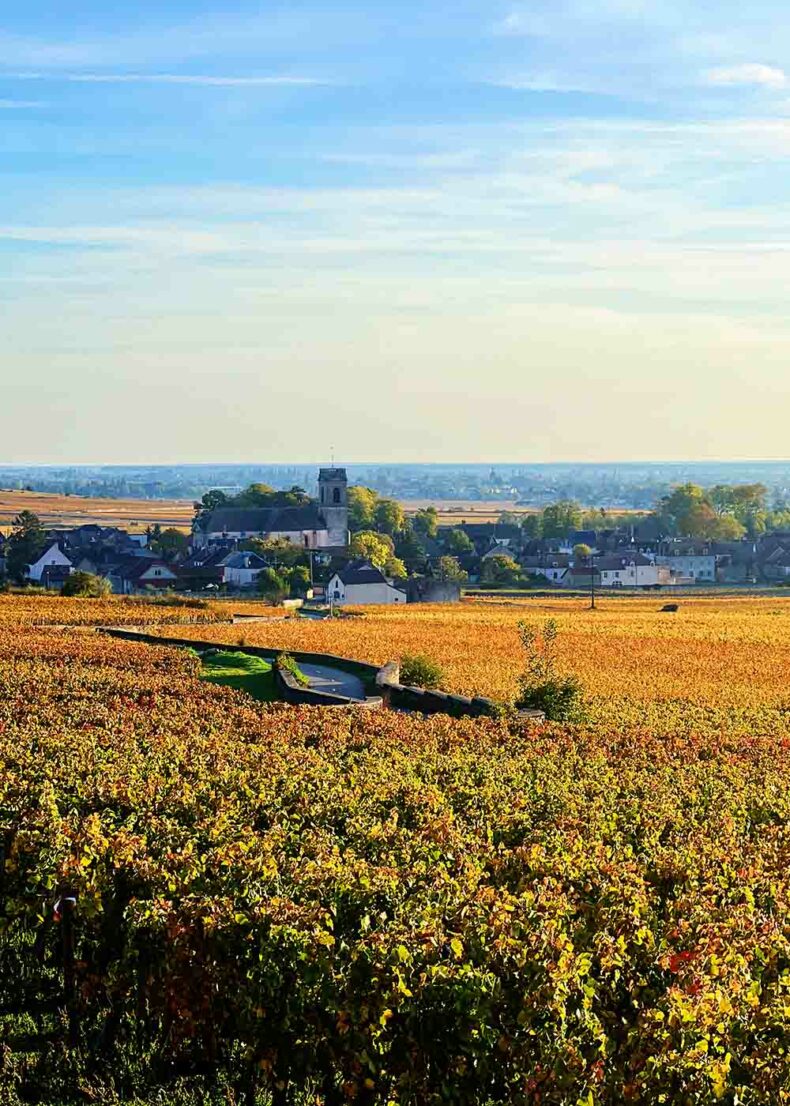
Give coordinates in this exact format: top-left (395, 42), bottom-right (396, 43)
top-left (276, 652), bottom-right (309, 687)
top-left (60, 571), bottom-right (112, 598)
top-left (515, 618), bottom-right (587, 722)
top-left (400, 652), bottom-right (445, 689)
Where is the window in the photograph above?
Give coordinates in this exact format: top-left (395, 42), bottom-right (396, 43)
top-left (333, 487), bottom-right (341, 504)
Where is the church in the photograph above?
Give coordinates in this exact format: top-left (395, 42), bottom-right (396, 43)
top-left (192, 468), bottom-right (349, 551)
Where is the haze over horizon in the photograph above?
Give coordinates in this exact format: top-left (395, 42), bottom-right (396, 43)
top-left (2, 1), bottom-right (790, 464)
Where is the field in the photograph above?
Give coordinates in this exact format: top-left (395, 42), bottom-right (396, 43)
top-left (2, 593), bottom-right (790, 1104)
top-left (0, 489), bottom-right (193, 533)
top-left (148, 595), bottom-right (790, 735)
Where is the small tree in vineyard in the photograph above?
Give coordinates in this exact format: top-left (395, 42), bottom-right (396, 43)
top-left (515, 618), bottom-right (587, 722)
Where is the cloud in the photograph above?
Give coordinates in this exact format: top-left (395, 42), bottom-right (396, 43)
top-left (10, 72), bottom-right (325, 87)
top-left (0, 99), bottom-right (46, 108)
top-left (704, 63), bottom-right (788, 89)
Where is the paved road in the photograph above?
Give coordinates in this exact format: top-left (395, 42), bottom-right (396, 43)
top-left (299, 663), bottom-right (367, 702)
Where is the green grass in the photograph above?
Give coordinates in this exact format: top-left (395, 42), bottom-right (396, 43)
top-left (198, 650), bottom-right (278, 702)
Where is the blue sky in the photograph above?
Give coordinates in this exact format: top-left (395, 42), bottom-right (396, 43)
top-left (1, 0), bottom-right (789, 463)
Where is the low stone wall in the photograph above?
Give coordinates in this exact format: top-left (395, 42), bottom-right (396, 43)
top-left (100, 627), bottom-right (381, 680)
top-left (373, 661), bottom-right (544, 721)
top-left (99, 627), bottom-right (543, 721)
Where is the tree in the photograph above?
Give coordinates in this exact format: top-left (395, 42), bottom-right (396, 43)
top-left (541, 500), bottom-right (583, 539)
top-left (242, 537), bottom-right (308, 569)
top-left (257, 567), bottom-right (289, 605)
top-left (395, 525), bottom-right (428, 573)
top-left (374, 498), bottom-right (405, 537)
top-left (436, 555), bottom-right (468, 583)
top-left (447, 528), bottom-right (474, 555)
top-left (347, 487), bottom-right (378, 532)
top-left (289, 565), bottom-right (312, 597)
top-left (481, 554), bottom-right (521, 586)
top-left (412, 507), bottom-right (439, 539)
top-left (658, 483), bottom-right (746, 539)
top-left (61, 571), bottom-right (112, 598)
top-left (6, 511), bottom-right (46, 582)
top-left (573, 543), bottom-right (593, 562)
top-left (521, 514), bottom-right (543, 539)
top-left (193, 489), bottom-right (228, 519)
top-left (515, 619), bottom-right (587, 722)
top-left (149, 527), bottom-right (189, 561)
top-left (349, 530), bottom-right (395, 572)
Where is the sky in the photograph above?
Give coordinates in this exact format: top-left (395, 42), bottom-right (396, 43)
top-left (1, 0), bottom-right (789, 464)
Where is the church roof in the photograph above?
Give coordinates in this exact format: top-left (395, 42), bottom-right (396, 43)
top-left (202, 506), bottom-right (326, 534)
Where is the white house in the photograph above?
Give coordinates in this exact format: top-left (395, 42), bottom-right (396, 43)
top-left (326, 560), bottom-right (407, 606)
top-left (655, 553), bottom-right (716, 583)
top-left (595, 555), bottom-right (671, 588)
top-left (221, 551), bottom-right (267, 589)
top-left (108, 556), bottom-right (178, 594)
top-left (28, 542), bottom-right (73, 583)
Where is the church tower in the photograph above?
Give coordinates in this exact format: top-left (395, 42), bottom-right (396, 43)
top-left (318, 467), bottom-right (349, 547)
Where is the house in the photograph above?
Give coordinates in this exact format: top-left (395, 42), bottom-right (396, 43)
top-left (28, 542), bottom-right (73, 583)
top-left (520, 553), bottom-right (571, 584)
top-left (655, 547), bottom-right (716, 583)
top-left (326, 560), bottom-right (407, 606)
top-left (193, 468), bottom-right (349, 550)
top-left (594, 555), bottom-right (670, 588)
top-left (176, 547), bottom-right (230, 591)
top-left (107, 556), bottom-right (178, 594)
top-left (221, 551), bottom-right (267, 590)
top-left (40, 564), bottom-right (74, 590)
top-left (562, 555), bottom-right (670, 589)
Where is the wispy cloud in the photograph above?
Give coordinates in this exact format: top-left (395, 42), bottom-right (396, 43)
top-left (10, 72), bottom-right (325, 87)
top-left (0, 98), bottom-right (46, 108)
top-left (704, 63), bottom-right (788, 88)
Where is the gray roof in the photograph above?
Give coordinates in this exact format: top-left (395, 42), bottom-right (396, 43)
top-left (333, 559), bottom-right (389, 586)
top-left (222, 552), bottom-right (267, 570)
top-left (202, 506), bottom-right (325, 534)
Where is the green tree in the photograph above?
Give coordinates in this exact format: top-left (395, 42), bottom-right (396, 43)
top-left (257, 567), bottom-right (289, 605)
top-left (6, 511), bottom-right (46, 582)
top-left (481, 554), bottom-right (521, 586)
top-left (521, 514), bottom-right (543, 539)
top-left (436, 555), bottom-right (468, 583)
top-left (374, 498), bottom-right (405, 537)
top-left (395, 524), bottom-right (428, 573)
top-left (515, 619), bottom-right (587, 722)
top-left (658, 483), bottom-right (746, 539)
top-left (193, 489), bottom-right (228, 519)
top-left (447, 528), bottom-right (474, 555)
top-left (349, 530), bottom-right (395, 571)
top-left (573, 543), bottom-right (593, 562)
top-left (242, 537), bottom-right (308, 569)
top-left (347, 486), bottom-right (379, 532)
top-left (149, 527), bottom-right (189, 561)
top-left (289, 565), bottom-right (312, 597)
top-left (541, 500), bottom-right (583, 539)
top-left (412, 507), bottom-right (439, 539)
top-left (61, 571), bottom-right (112, 598)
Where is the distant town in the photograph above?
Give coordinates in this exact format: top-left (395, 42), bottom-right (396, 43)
top-left (2, 467), bottom-right (789, 602)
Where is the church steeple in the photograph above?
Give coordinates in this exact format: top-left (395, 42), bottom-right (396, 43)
top-left (318, 467), bottom-right (349, 547)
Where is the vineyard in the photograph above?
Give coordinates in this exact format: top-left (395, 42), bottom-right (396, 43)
top-left (2, 595), bottom-right (790, 1103)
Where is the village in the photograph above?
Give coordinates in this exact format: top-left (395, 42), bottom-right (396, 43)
top-left (2, 467), bottom-right (790, 602)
